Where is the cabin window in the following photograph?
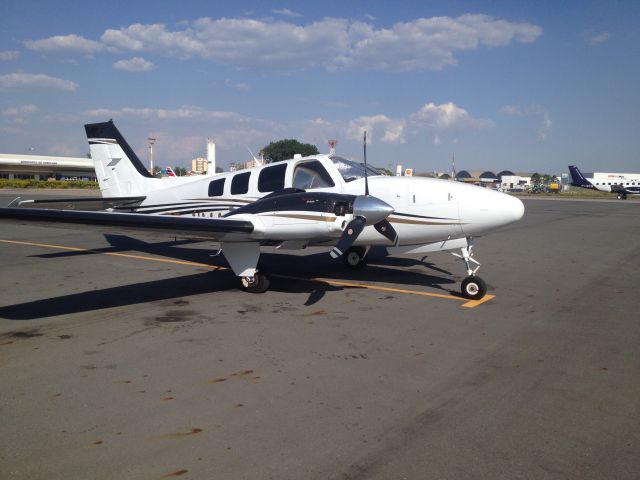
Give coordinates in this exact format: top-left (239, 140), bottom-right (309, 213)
top-left (208, 178), bottom-right (225, 197)
top-left (258, 163), bottom-right (287, 192)
top-left (292, 160), bottom-right (335, 189)
top-left (231, 172), bottom-right (251, 194)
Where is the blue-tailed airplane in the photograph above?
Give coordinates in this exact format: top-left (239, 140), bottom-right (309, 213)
top-left (569, 165), bottom-right (640, 200)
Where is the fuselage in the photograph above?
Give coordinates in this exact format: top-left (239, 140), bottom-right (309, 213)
top-left (588, 173), bottom-right (640, 194)
top-left (114, 154), bottom-right (524, 247)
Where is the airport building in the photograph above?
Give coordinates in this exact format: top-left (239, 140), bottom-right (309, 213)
top-left (0, 153), bottom-right (96, 181)
top-left (191, 156), bottom-right (209, 175)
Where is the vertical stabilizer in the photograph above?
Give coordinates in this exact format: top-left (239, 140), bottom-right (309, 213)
top-left (568, 165), bottom-right (595, 189)
top-left (85, 120), bottom-right (158, 197)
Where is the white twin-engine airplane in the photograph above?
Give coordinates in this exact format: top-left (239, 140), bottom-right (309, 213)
top-left (0, 121), bottom-right (524, 299)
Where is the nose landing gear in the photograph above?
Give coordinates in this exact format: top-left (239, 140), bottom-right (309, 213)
top-left (452, 238), bottom-right (487, 300)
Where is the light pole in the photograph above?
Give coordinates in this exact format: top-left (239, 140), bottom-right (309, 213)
top-left (148, 137), bottom-right (156, 174)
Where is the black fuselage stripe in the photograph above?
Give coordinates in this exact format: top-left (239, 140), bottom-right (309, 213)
top-left (392, 211), bottom-right (454, 220)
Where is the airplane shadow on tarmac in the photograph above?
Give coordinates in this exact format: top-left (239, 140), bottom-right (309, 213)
top-left (0, 235), bottom-right (456, 320)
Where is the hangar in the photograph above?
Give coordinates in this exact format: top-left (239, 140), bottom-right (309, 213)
top-left (0, 153), bottom-right (96, 181)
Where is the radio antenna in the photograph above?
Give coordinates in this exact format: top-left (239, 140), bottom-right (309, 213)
top-left (363, 130), bottom-right (369, 196)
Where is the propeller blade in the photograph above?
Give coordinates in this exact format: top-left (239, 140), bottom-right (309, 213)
top-left (330, 216), bottom-right (366, 258)
top-left (374, 219), bottom-right (398, 245)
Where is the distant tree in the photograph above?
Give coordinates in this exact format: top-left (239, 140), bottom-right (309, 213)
top-left (531, 172), bottom-right (542, 186)
top-left (261, 139), bottom-right (319, 163)
top-left (173, 166), bottom-right (188, 176)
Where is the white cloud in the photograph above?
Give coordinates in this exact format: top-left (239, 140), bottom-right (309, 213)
top-left (336, 15), bottom-right (542, 71)
top-left (347, 115), bottom-right (406, 144)
top-left (25, 34), bottom-right (104, 54)
top-left (500, 103), bottom-right (552, 140)
top-left (272, 8), bottom-right (301, 18)
top-left (225, 79), bottom-right (250, 91)
top-left (0, 73), bottom-right (77, 91)
top-left (84, 106), bottom-right (247, 122)
top-left (63, 100), bottom-right (496, 166)
top-left (1, 104), bottom-right (37, 116)
top-left (27, 14), bottom-right (540, 72)
top-left (590, 32), bottom-right (610, 45)
top-left (113, 57), bottom-right (156, 72)
top-left (409, 102), bottom-right (493, 144)
top-left (538, 111), bottom-right (552, 140)
top-left (0, 50), bottom-right (19, 61)
top-left (499, 105), bottom-right (523, 116)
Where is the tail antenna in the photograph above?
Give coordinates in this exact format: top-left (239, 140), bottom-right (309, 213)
top-left (363, 130), bottom-right (369, 196)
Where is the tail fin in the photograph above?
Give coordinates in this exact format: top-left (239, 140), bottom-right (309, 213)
top-left (85, 120), bottom-right (158, 197)
top-left (568, 165), bottom-right (595, 189)
top-left (166, 166), bottom-right (177, 177)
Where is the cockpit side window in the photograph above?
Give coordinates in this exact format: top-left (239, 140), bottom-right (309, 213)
top-left (292, 160), bottom-right (335, 189)
top-left (331, 156), bottom-right (380, 182)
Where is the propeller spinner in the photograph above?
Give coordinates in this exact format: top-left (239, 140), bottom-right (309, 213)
top-left (330, 195), bottom-right (395, 258)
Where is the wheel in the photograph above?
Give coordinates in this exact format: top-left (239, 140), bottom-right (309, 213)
top-left (617, 193), bottom-right (623, 200)
top-left (343, 247), bottom-right (367, 269)
top-left (461, 276), bottom-right (487, 300)
top-left (240, 263), bottom-right (271, 293)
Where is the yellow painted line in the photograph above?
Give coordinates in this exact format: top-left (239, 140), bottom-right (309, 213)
top-left (461, 294), bottom-right (495, 308)
top-left (0, 239), bottom-right (224, 270)
top-left (0, 238), bottom-right (493, 308)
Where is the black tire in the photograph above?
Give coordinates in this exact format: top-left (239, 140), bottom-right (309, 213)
top-left (343, 247), bottom-right (367, 269)
top-left (240, 263), bottom-right (271, 293)
top-left (461, 276), bottom-right (487, 300)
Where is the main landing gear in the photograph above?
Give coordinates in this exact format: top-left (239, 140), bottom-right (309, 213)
top-left (617, 192), bottom-right (627, 200)
top-left (342, 246), bottom-right (369, 269)
top-left (452, 239), bottom-right (487, 300)
top-left (240, 263), bottom-right (270, 293)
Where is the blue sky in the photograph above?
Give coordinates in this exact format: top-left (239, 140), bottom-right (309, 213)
top-left (1, 0), bottom-right (639, 174)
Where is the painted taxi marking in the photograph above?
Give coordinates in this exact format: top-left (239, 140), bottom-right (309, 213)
top-left (0, 238), bottom-right (493, 308)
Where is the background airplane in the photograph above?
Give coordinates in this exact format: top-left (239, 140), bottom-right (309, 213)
top-left (0, 121), bottom-right (525, 299)
top-left (569, 165), bottom-right (640, 199)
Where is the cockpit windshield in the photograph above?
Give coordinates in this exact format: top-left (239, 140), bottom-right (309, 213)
top-left (330, 156), bottom-right (380, 183)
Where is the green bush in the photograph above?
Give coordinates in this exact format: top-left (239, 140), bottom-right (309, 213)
top-left (0, 179), bottom-right (99, 189)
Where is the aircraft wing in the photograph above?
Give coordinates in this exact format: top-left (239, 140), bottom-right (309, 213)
top-left (0, 207), bottom-right (254, 241)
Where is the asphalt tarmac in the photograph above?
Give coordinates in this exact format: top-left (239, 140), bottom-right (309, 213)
top-left (1, 191), bottom-right (639, 480)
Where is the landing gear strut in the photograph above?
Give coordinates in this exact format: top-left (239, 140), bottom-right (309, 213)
top-left (452, 239), bottom-right (487, 300)
top-left (343, 246), bottom-right (369, 269)
top-left (617, 192), bottom-right (627, 200)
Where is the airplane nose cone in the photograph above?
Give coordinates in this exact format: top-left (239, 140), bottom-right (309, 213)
top-left (507, 194), bottom-right (525, 222)
top-left (459, 188), bottom-right (525, 236)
